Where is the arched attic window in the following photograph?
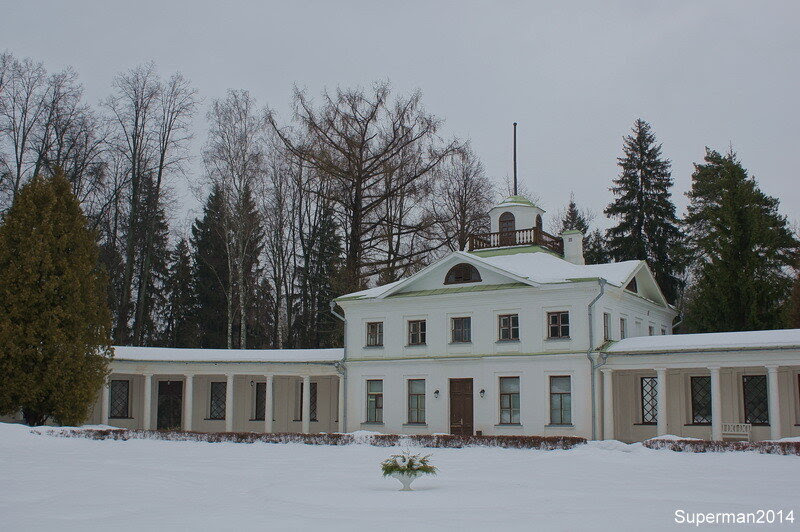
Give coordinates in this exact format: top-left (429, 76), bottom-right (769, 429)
top-left (444, 263), bottom-right (482, 285)
top-left (499, 212), bottom-right (515, 233)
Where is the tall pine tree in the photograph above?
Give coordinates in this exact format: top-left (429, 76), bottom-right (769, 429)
top-left (191, 185), bottom-right (230, 349)
top-left (0, 171), bottom-right (112, 426)
top-left (162, 238), bottom-right (199, 347)
top-left (605, 119), bottom-right (683, 302)
top-left (683, 149), bottom-right (798, 332)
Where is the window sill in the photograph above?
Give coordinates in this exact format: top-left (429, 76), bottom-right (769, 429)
top-left (361, 422), bottom-right (384, 426)
top-left (292, 420), bottom-right (319, 423)
top-left (108, 417), bottom-right (134, 420)
top-left (449, 341), bottom-right (472, 345)
top-left (204, 418), bottom-right (225, 421)
top-left (249, 418), bottom-right (276, 422)
top-left (684, 423), bottom-right (711, 427)
top-left (405, 344), bottom-right (427, 348)
top-left (634, 422), bottom-right (657, 426)
top-left (495, 423), bottom-right (522, 427)
top-left (363, 345), bottom-right (384, 349)
top-left (496, 339), bottom-right (520, 344)
top-left (545, 337), bottom-right (571, 341)
top-left (545, 424), bottom-right (574, 428)
top-left (403, 423), bottom-right (428, 427)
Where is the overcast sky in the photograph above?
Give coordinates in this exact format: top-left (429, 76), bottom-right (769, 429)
top-left (4, 1), bottom-right (799, 234)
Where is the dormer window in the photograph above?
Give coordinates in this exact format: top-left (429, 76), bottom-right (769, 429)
top-left (444, 263), bottom-right (481, 285)
top-left (499, 211), bottom-right (515, 233)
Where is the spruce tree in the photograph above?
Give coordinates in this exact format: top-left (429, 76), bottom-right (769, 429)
top-left (584, 229), bottom-right (610, 264)
top-left (0, 171), bottom-right (112, 426)
top-left (605, 119), bottom-right (684, 302)
top-left (787, 264), bottom-right (800, 328)
top-left (560, 194), bottom-right (590, 234)
top-left (162, 238), bottom-right (199, 347)
top-left (191, 185), bottom-right (230, 349)
top-left (683, 149), bottom-right (798, 332)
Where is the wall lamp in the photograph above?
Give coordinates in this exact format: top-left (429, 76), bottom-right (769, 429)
top-left (433, 389), bottom-right (440, 398)
top-left (479, 389), bottom-right (486, 398)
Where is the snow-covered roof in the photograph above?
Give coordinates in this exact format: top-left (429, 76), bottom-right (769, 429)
top-left (336, 249), bottom-right (643, 301)
top-left (472, 251), bottom-right (640, 286)
top-left (606, 329), bottom-right (800, 354)
top-left (112, 346), bottom-right (343, 363)
top-left (490, 195), bottom-right (542, 210)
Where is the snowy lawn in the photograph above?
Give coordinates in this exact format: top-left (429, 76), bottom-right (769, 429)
top-left (1, 423), bottom-right (798, 531)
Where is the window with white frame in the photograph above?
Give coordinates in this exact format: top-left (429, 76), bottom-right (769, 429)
top-left (640, 376), bottom-right (657, 424)
top-left (366, 380), bottom-right (383, 422)
top-left (742, 375), bottom-right (769, 425)
top-left (498, 314), bottom-right (519, 341)
top-left (690, 376), bottom-right (711, 424)
top-left (499, 377), bottom-right (520, 424)
top-left (254, 382), bottom-right (266, 421)
top-left (407, 379), bottom-right (425, 423)
top-left (294, 381), bottom-right (318, 421)
top-left (209, 381), bottom-right (226, 420)
top-left (451, 317), bottom-right (471, 343)
top-left (620, 317), bottom-right (627, 339)
top-left (549, 376), bottom-right (572, 425)
top-left (366, 321), bottom-right (383, 347)
top-left (603, 313), bottom-right (610, 341)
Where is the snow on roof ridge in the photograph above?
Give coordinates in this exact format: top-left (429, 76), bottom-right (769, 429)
top-left (112, 345), bottom-right (343, 363)
top-left (607, 328), bottom-right (800, 353)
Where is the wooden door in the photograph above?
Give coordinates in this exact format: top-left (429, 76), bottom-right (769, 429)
top-left (157, 380), bottom-right (183, 430)
top-left (449, 378), bottom-right (474, 436)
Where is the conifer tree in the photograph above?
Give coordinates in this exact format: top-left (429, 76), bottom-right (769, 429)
top-left (0, 171), bottom-right (112, 426)
top-left (584, 229), bottom-right (610, 264)
top-left (605, 119), bottom-right (683, 302)
top-left (683, 149), bottom-right (798, 332)
top-left (162, 238), bottom-right (199, 347)
top-left (560, 194), bottom-right (590, 234)
top-left (788, 264), bottom-right (800, 328)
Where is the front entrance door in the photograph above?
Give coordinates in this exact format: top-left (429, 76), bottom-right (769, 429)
top-left (157, 380), bottom-right (183, 430)
top-left (449, 378), bottom-right (474, 436)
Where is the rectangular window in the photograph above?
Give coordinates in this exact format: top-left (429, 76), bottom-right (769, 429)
top-left (295, 381), bottom-right (318, 421)
top-left (620, 318), bottom-right (627, 339)
top-left (603, 313), bottom-right (610, 341)
top-left (408, 320), bottom-right (426, 345)
top-left (255, 382), bottom-right (266, 420)
top-left (742, 375), bottom-right (769, 424)
top-left (499, 377), bottom-right (520, 424)
top-left (648, 325), bottom-right (655, 336)
top-left (451, 317), bottom-right (471, 343)
top-left (690, 376), bottom-right (712, 424)
top-left (209, 381), bottom-right (226, 420)
top-left (547, 312), bottom-right (570, 339)
top-left (109, 379), bottom-right (129, 419)
top-left (366, 321), bottom-right (383, 347)
top-left (549, 376), bottom-right (572, 425)
top-left (366, 380), bottom-right (383, 423)
top-left (640, 377), bottom-right (657, 424)
top-left (407, 379), bottom-right (425, 424)
top-left (498, 314), bottom-right (520, 341)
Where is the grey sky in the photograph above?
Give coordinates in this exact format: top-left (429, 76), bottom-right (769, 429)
top-left (4, 0), bottom-right (799, 234)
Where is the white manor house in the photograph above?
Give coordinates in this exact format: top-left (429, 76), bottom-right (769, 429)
top-left (13, 196), bottom-right (800, 443)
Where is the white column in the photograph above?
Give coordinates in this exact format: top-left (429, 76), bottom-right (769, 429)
top-left (302, 375), bottom-right (311, 434)
top-left (225, 374), bottom-right (235, 432)
top-left (338, 375), bottom-right (345, 433)
top-left (709, 366), bottom-right (722, 440)
top-left (100, 378), bottom-right (110, 426)
top-left (656, 368), bottom-right (668, 436)
top-left (183, 374), bottom-right (194, 432)
top-left (142, 374), bottom-right (153, 430)
top-left (766, 366), bottom-right (782, 440)
top-left (602, 369), bottom-right (614, 440)
top-left (264, 375), bottom-right (273, 434)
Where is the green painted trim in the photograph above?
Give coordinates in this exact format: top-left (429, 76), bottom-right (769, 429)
top-left (561, 230), bottom-right (583, 235)
top-left (469, 245), bottom-right (560, 258)
top-left (386, 282), bottom-right (528, 299)
top-left (346, 350), bottom-right (579, 362)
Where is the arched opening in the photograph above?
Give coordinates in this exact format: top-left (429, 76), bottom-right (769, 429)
top-left (535, 214), bottom-right (543, 231)
top-left (499, 211), bottom-right (516, 232)
top-left (444, 263), bottom-right (482, 285)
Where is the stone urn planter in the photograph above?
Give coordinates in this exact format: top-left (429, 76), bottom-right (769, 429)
top-left (389, 471), bottom-right (420, 491)
top-left (381, 450), bottom-right (436, 491)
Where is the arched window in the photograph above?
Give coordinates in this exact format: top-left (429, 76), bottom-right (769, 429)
top-left (499, 212), bottom-right (515, 233)
top-left (445, 263), bottom-right (482, 285)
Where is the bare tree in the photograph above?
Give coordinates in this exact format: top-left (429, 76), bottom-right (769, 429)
top-left (429, 145), bottom-right (494, 252)
top-left (204, 89), bottom-right (264, 349)
top-left (267, 82), bottom-right (459, 292)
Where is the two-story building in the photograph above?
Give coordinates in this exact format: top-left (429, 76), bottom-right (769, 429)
top-left (8, 195), bottom-right (799, 443)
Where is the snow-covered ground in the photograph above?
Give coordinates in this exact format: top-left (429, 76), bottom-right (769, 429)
top-left (1, 423), bottom-right (798, 531)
